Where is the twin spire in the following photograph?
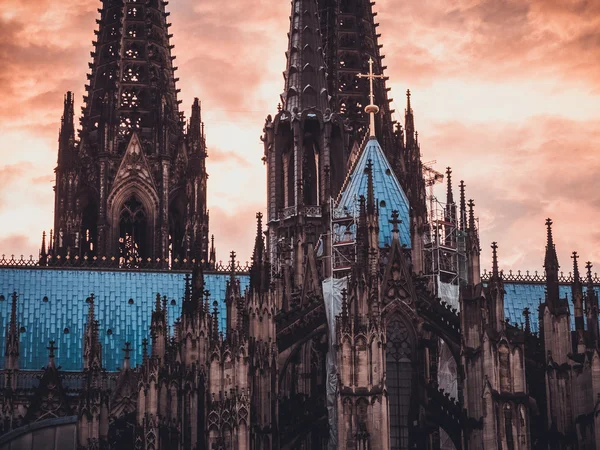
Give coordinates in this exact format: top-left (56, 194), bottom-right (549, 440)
top-left (283, 0), bottom-right (328, 112)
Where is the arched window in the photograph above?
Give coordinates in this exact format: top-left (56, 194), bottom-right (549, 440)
top-left (119, 195), bottom-right (147, 264)
top-left (386, 315), bottom-right (413, 450)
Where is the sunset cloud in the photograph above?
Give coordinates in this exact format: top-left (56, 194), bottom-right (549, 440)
top-left (0, 0), bottom-right (598, 273)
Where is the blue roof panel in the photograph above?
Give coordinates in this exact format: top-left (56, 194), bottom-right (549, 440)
top-left (338, 137), bottom-right (411, 248)
top-left (502, 283), bottom-right (599, 333)
top-left (0, 268), bottom-right (249, 371)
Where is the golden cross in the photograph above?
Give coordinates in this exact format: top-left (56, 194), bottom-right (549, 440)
top-left (356, 58), bottom-right (385, 138)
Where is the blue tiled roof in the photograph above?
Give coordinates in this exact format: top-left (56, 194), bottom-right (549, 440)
top-left (503, 283), bottom-right (600, 333)
top-left (0, 268), bottom-right (249, 372)
top-left (338, 137), bottom-right (411, 248)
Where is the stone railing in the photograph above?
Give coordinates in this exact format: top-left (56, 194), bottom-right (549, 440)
top-left (481, 269), bottom-right (600, 284)
top-left (0, 254), bottom-right (250, 274)
top-left (278, 205), bottom-right (322, 220)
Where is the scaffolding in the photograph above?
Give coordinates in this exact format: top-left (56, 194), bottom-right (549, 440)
top-left (330, 196), bottom-right (359, 278)
top-left (424, 196), bottom-right (463, 294)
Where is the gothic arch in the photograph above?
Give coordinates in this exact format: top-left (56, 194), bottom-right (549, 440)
top-left (107, 184), bottom-right (158, 260)
top-left (384, 310), bottom-right (418, 450)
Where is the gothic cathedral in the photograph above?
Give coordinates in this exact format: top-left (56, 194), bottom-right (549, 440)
top-left (1, 1), bottom-right (599, 450)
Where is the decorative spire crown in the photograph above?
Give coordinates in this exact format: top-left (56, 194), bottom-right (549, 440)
top-left (357, 58), bottom-right (385, 138)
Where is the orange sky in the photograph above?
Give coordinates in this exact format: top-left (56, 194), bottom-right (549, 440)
top-left (0, 0), bottom-right (599, 275)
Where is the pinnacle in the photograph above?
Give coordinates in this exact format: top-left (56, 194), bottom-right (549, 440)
top-left (491, 242), bottom-right (499, 277)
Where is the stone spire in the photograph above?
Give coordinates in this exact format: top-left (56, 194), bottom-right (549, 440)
top-left (250, 212), bottom-right (269, 294)
top-left (82, 0), bottom-right (181, 142)
top-left (58, 91), bottom-right (75, 165)
top-left (488, 242), bottom-right (505, 330)
top-left (459, 181), bottom-right (467, 232)
top-left (544, 219), bottom-right (567, 314)
top-left (282, 0), bottom-right (329, 112)
top-left (405, 89), bottom-right (415, 148)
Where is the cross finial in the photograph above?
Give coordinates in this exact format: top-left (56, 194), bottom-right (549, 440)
top-left (357, 57), bottom-right (385, 138)
top-left (389, 210), bottom-right (402, 235)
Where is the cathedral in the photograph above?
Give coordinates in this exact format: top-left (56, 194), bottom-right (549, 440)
top-left (0, 1), bottom-right (599, 449)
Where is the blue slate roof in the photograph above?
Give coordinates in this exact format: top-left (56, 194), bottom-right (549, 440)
top-left (0, 268), bottom-right (249, 372)
top-left (503, 282), bottom-right (600, 333)
top-left (337, 137), bottom-right (411, 248)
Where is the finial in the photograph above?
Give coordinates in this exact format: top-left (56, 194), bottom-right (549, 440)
top-left (406, 89), bottom-right (411, 111)
top-left (357, 57), bottom-right (385, 138)
top-left (572, 252), bottom-right (580, 283)
top-left (445, 167), bottom-right (454, 205)
top-left (587, 261), bottom-right (594, 286)
top-left (491, 242), bottom-right (499, 277)
top-left (459, 181), bottom-right (466, 231)
top-left (390, 210), bottom-right (401, 236)
top-left (546, 218), bottom-right (554, 247)
top-left (468, 199), bottom-right (475, 231)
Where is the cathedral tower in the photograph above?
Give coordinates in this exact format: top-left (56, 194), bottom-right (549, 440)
top-left (52, 0), bottom-right (210, 265)
top-left (262, 0), bottom-right (346, 293)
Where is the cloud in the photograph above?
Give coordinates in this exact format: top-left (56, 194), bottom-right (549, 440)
top-left (0, 0), bottom-right (600, 268)
top-left (424, 115), bottom-right (600, 271)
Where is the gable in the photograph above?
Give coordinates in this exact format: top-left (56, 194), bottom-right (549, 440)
top-left (337, 138), bottom-right (411, 249)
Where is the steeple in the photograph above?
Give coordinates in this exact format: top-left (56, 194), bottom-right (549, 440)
top-left (82, 0), bottom-right (181, 144)
top-left (282, 0), bottom-right (329, 112)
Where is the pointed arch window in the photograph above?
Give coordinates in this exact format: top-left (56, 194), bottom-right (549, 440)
top-left (119, 196), bottom-right (148, 264)
top-left (387, 315), bottom-right (413, 450)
